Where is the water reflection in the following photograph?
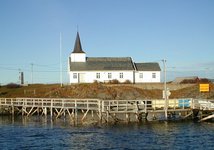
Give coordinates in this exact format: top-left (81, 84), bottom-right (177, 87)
top-left (0, 116), bottom-right (214, 149)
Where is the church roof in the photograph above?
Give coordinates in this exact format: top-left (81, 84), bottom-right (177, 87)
top-left (69, 57), bottom-right (135, 71)
top-left (69, 57), bottom-right (161, 72)
top-left (135, 63), bottom-right (161, 71)
top-left (72, 32), bottom-right (85, 53)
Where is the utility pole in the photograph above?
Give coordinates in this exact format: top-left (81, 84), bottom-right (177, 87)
top-left (19, 69), bottom-right (24, 85)
top-left (162, 59), bottom-right (167, 119)
top-left (60, 32), bottom-right (63, 87)
top-left (18, 68), bottom-right (21, 84)
top-left (31, 63), bottom-right (34, 84)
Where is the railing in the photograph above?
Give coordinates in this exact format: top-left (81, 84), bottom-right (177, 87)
top-left (192, 99), bottom-right (214, 110)
top-left (0, 98), bottom-right (214, 113)
top-left (101, 98), bottom-right (193, 113)
top-left (0, 98), bottom-right (100, 111)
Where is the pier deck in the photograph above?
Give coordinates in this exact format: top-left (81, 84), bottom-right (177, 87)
top-left (0, 98), bottom-right (213, 123)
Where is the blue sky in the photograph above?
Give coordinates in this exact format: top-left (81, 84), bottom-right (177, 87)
top-left (0, 0), bottom-right (214, 84)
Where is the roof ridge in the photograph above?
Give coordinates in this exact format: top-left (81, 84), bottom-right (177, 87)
top-left (87, 57), bottom-right (132, 62)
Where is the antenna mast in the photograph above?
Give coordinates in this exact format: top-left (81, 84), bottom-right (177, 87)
top-left (60, 32), bottom-right (63, 87)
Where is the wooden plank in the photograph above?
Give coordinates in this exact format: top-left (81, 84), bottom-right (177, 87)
top-left (199, 114), bottom-right (214, 122)
top-left (81, 109), bottom-right (89, 121)
top-left (182, 111), bottom-right (193, 119)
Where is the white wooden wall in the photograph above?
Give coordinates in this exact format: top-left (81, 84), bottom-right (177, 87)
top-left (135, 71), bottom-right (160, 83)
top-left (70, 53), bottom-right (86, 62)
top-left (69, 71), bottom-right (134, 83)
top-left (69, 71), bottom-right (161, 83)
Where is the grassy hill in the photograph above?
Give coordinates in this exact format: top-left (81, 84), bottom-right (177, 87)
top-left (0, 83), bottom-right (213, 99)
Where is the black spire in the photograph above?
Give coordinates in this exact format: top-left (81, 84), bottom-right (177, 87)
top-left (72, 32), bottom-right (85, 53)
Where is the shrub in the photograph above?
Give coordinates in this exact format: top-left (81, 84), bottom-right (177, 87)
top-left (93, 80), bottom-right (103, 84)
top-left (181, 79), bottom-right (197, 84)
top-left (199, 78), bottom-right (211, 83)
top-left (110, 79), bottom-right (120, 84)
top-left (123, 80), bottom-right (131, 84)
top-left (6, 83), bottom-right (21, 89)
top-left (93, 80), bottom-right (99, 84)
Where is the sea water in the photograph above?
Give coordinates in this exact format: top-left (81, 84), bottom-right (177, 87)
top-left (0, 116), bottom-right (214, 150)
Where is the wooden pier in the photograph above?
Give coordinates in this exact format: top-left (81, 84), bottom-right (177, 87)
top-left (0, 98), bottom-right (214, 124)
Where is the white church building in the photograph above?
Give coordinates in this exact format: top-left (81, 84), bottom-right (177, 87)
top-left (68, 32), bottom-right (161, 84)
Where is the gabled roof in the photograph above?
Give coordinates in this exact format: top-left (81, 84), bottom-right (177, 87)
top-left (135, 63), bottom-right (161, 71)
top-left (72, 32), bottom-right (85, 53)
top-left (69, 57), bottom-right (135, 71)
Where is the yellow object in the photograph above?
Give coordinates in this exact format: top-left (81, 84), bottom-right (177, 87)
top-left (199, 84), bottom-right (209, 92)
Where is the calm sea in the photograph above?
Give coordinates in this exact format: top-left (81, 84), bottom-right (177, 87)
top-left (0, 116), bottom-right (214, 150)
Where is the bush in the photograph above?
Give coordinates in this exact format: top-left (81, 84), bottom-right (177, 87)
top-left (93, 80), bottom-right (103, 84)
top-left (6, 83), bottom-right (21, 89)
top-left (110, 79), bottom-right (120, 84)
top-left (199, 78), bottom-right (211, 83)
top-left (181, 79), bottom-right (198, 84)
top-left (93, 80), bottom-right (99, 84)
top-left (123, 80), bottom-right (132, 84)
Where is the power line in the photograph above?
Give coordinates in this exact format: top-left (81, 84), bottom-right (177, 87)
top-left (0, 66), bottom-right (20, 71)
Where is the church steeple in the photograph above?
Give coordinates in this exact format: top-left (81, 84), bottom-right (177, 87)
top-left (70, 32), bottom-right (86, 62)
top-left (72, 32), bottom-right (85, 53)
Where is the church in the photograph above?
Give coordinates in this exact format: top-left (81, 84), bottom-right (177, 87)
top-left (68, 32), bottom-right (161, 84)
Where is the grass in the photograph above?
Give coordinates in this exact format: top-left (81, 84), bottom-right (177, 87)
top-left (0, 83), bottom-right (213, 99)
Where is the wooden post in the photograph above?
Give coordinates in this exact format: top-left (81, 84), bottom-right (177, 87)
top-left (191, 98), bottom-right (194, 109)
top-left (44, 107), bottom-right (47, 116)
top-left (117, 101), bottom-right (118, 112)
top-left (91, 110), bottom-right (94, 118)
top-left (37, 107), bottom-right (40, 116)
top-left (98, 100), bottom-right (102, 122)
top-left (50, 99), bottom-right (53, 118)
top-left (106, 106), bottom-right (109, 123)
top-left (126, 113), bottom-right (130, 123)
top-left (81, 110), bottom-right (89, 122)
top-left (22, 107), bottom-right (25, 116)
top-left (12, 105), bottom-right (14, 116)
top-left (102, 101), bottom-right (105, 112)
top-left (174, 99), bottom-right (176, 110)
top-left (152, 113), bottom-right (157, 120)
top-left (63, 108), bottom-right (66, 118)
top-left (75, 100), bottom-right (78, 124)
top-left (145, 100), bottom-right (147, 114)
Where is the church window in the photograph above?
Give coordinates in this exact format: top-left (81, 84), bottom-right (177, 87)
top-left (108, 73), bottom-right (112, 79)
top-left (73, 73), bottom-right (77, 79)
top-left (152, 73), bottom-right (156, 79)
top-left (96, 73), bottom-right (100, 79)
top-left (139, 73), bottom-right (143, 78)
top-left (119, 73), bottom-right (123, 78)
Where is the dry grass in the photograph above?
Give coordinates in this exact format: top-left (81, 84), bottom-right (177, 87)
top-left (170, 83), bottom-right (214, 99)
top-left (0, 83), bottom-right (213, 99)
